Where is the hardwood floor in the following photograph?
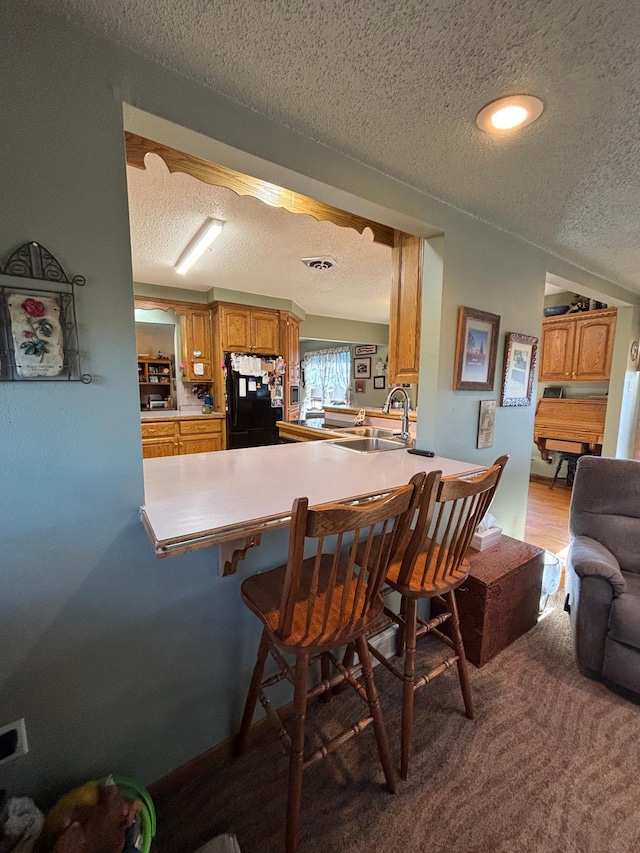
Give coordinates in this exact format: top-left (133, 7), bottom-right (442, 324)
top-left (524, 478), bottom-right (572, 561)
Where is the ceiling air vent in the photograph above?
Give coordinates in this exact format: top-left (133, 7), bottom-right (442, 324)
top-left (301, 256), bottom-right (338, 271)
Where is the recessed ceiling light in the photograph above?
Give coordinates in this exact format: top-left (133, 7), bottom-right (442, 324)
top-left (175, 217), bottom-right (225, 275)
top-left (476, 95), bottom-right (544, 134)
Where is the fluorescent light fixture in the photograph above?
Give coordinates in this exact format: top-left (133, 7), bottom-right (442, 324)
top-left (175, 217), bottom-right (224, 275)
top-left (476, 95), bottom-right (544, 134)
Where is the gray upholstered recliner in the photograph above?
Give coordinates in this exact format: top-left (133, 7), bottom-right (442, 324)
top-left (566, 456), bottom-right (640, 695)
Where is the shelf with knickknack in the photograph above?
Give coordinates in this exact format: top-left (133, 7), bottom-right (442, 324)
top-left (138, 357), bottom-right (174, 409)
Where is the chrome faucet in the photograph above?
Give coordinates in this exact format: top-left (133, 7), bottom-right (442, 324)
top-left (382, 386), bottom-right (411, 441)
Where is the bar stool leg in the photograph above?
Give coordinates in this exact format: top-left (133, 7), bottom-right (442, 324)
top-left (400, 596), bottom-right (418, 781)
top-left (235, 628), bottom-right (270, 756)
top-left (286, 653), bottom-right (309, 853)
top-left (549, 454), bottom-right (564, 490)
top-left (446, 591), bottom-right (474, 719)
top-left (355, 635), bottom-right (396, 794)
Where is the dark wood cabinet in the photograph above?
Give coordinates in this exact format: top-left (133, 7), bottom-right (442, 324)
top-left (437, 536), bottom-right (544, 667)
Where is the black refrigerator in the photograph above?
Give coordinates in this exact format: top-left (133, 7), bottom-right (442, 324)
top-left (225, 352), bottom-right (285, 449)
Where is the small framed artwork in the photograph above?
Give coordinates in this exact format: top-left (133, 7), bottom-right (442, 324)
top-left (355, 379), bottom-right (366, 393)
top-left (354, 344), bottom-right (377, 355)
top-left (477, 400), bottom-right (496, 449)
top-left (373, 375), bottom-right (385, 390)
top-left (353, 356), bottom-right (371, 379)
top-left (453, 306), bottom-right (501, 391)
top-left (500, 332), bottom-right (538, 406)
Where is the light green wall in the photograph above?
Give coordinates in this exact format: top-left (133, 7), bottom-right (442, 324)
top-left (208, 287), bottom-right (305, 319)
top-left (134, 281), bottom-right (209, 303)
top-left (300, 314), bottom-right (388, 343)
top-left (2, 3), bottom-right (639, 804)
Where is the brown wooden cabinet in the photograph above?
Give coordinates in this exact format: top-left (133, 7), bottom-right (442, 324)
top-left (141, 416), bottom-right (225, 459)
top-left (539, 308), bottom-right (617, 383)
top-left (178, 418), bottom-right (224, 454)
top-left (141, 420), bottom-right (179, 459)
top-left (252, 310), bottom-right (280, 353)
top-left (217, 303), bottom-right (280, 354)
top-left (280, 311), bottom-right (301, 421)
top-left (433, 535), bottom-right (544, 667)
top-left (181, 308), bottom-right (213, 382)
top-left (387, 231), bottom-right (423, 384)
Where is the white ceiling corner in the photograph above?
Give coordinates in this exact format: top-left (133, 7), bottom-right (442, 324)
top-left (34, 0), bottom-right (640, 304)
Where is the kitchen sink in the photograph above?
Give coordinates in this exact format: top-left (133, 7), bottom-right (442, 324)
top-left (337, 426), bottom-right (400, 439)
top-left (329, 436), bottom-right (409, 453)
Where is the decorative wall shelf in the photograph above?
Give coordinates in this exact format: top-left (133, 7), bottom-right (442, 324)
top-left (0, 241), bottom-right (92, 382)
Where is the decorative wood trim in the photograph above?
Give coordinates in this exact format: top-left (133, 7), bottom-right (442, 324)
top-left (125, 132), bottom-right (394, 247)
top-left (219, 534), bottom-right (262, 576)
top-left (134, 295), bottom-right (203, 315)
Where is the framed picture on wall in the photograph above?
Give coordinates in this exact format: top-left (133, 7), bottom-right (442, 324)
top-left (354, 344), bottom-right (377, 355)
top-left (355, 379), bottom-right (366, 393)
top-left (373, 375), bottom-right (385, 390)
top-left (477, 400), bottom-right (496, 449)
top-left (500, 332), bottom-right (538, 406)
top-left (453, 306), bottom-right (500, 391)
top-left (353, 357), bottom-right (371, 379)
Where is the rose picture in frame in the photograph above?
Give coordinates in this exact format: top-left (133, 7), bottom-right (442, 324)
top-left (353, 357), bottom-right (371, 379)
top-left (7, 292), bottom-right (64, 378)
top-left (453, 306), bottom-right (500, 391)
top-left (500, 332), bottom-right (538, 406)
top-left (354, 379), bottom-right (366, 393)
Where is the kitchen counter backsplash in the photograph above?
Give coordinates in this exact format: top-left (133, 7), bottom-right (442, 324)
top-left (141, 410), bottom-right (224, 420)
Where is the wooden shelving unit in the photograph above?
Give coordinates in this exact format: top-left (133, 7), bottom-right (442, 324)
top-left (138, 357), bottom-right (174, 409)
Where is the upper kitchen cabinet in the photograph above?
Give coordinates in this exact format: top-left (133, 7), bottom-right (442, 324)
top-left (252, 310), bottom-right (281, 353)
top-left (216, 303), bottom-right (280, 354)
top-left (181, 307), bottom-right (213, 381)
top-left (280, 311), bottom-right (301, 421)
top-left (539, 308), bottom-right (617, 383)
top-left (280, 311), bottom-right (300, 384)
top-left (387, 231), bottom-right (423, 385)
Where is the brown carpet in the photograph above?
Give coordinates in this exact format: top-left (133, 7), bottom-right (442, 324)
top-left (153, 596), bottom-right (640, 853)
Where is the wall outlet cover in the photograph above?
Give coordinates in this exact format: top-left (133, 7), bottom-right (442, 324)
top-left (0, 718), bottom-right (28, 764)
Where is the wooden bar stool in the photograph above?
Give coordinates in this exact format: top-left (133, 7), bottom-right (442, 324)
top-left (363, 456), bottom-right (508, 780)
top-left (234, 475), bottom-right (423, 853)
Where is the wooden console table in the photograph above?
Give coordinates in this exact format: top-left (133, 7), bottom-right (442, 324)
top-left (453, 536), bottom-right (544, 667)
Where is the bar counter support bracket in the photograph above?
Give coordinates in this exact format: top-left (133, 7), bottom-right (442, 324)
top-left (219, 534), bottom-right (263, 577)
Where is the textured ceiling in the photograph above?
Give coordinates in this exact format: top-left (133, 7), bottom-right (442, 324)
top-left (43, 0), bottom-right (640, 295)
top-left (127, 156), bottom-right (392, 323)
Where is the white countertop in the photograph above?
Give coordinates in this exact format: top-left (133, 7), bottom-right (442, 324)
top-left (141, 440), bottom-right (483, 556)
top-left (141, 410), bottom-right (225, 420)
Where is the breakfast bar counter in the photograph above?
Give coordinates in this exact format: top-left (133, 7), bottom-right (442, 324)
top-left (141, 440), bottom-right (483, 559)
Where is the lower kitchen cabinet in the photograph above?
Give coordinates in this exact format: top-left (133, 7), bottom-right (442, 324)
top-left (142, 416), bottom-right (225, 458)
top-left (178, 418), bottom-right (224, 454)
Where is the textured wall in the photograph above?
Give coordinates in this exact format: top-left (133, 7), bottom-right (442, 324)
top-left (1, 4), bottom-right (637, 805)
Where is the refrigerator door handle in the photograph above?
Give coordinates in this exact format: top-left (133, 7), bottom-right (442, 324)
top-left (232, 372), bottom-right (239, 427)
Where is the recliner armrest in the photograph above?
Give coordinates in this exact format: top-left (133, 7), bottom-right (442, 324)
top-left (567, 535), bottom-right (626, 596)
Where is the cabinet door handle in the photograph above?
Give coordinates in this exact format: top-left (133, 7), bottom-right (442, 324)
top-left (565, 372), bottom-right (570, 377)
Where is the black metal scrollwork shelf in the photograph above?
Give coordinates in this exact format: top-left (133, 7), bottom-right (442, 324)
top-left (0, 241), bottom-right (92, 383)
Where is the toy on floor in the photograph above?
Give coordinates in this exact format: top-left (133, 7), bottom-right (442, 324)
top-left (42, 777), bottom-right (155, 853)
